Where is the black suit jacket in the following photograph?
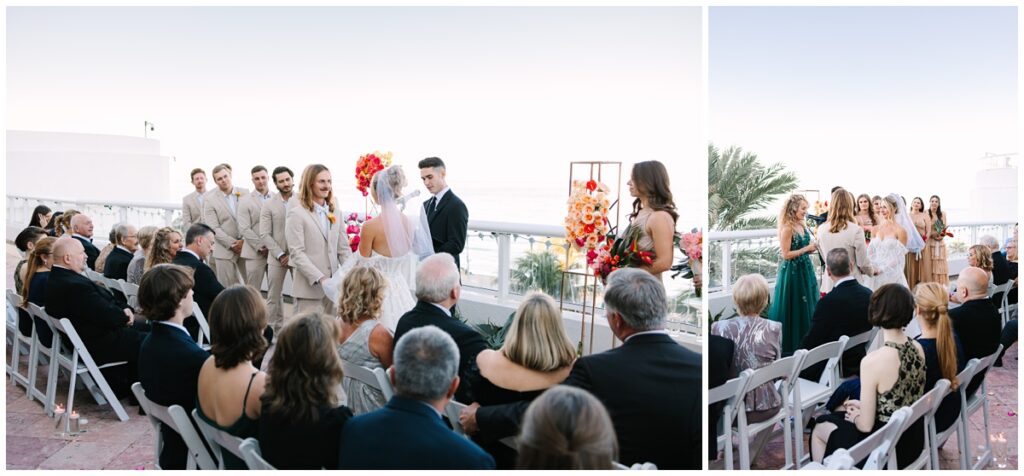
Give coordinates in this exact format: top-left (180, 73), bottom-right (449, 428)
top-left (708, 335), bottom-right (735, 460)
top-left (992, 251), bottom-right (1012, 285)
top-left (949, 299), bottom-right (1002, 397)
top-left (799, 279), bottom-right (873, 381)
top-left (476, 333), bottom-right (702, 469)
top-left (103, 247), bottom-right (134, 281)
top-left (73, 235), bottom-right (101, 270)
top-left (393, 301), bottom-right (487, 403)
top-left (424, 190), bottom-right (469, 269)
top-left (172, 251), bottom-right (224, 318)
top-left (138, 322), bottom-right (210, 469)
top-left (44, 266), bottom-right (141, 365)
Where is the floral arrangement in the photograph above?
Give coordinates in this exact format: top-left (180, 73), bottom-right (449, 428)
top-left (932, 221), bottom-right (954, 240)
top-left (565, 179), bottom-right (612, 255)
top-left (813, 200), bottom-right (829, 216)
top-left (590, 226), bottom-right (653, 283)
top-left (672, 229), bottom-right (703, 296)
top-left (355, 151), bottom-right (393, 197)
top-left (344, 212), bottom-right (373, 252)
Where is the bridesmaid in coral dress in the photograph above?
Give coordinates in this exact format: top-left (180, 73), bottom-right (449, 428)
top-left (906, 197), bottom-right (932, 288)
top-left (927, 195), bottom-right (949, 285)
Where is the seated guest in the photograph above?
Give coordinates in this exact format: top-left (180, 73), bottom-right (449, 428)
top-left (103, 223), bottom-right (139, 281)
top-left (712, 273), bottom-right (782, 423)
top-left (949, 267), bottom-right (1002, 397)
top-left (45, 236), bottom-right (146, 398)
top-left (800, 248), bottom-right (873, 380)
top-left (811, 284), bottom-right (925, 469)
top-left (172, 224), bottom-right (222, 318)
top-left (914, 283), bottom-right (965, 432)
top-left (517, 385), bottom-right (618, 470)
top-left (28, 204), bottom-right (52, 229)
top-left (338, 326), bottom-right (496, 470)
top-left (69, 213), bottom-right (100, 269)
top-left (394, 253), bottom-right (487, 403)
top-left (126, 226), bottom-right (158, 285)
top-left (467, 268), bottom-right (702, 469)
top-left (195, 285), bottom-right (269, 470)
top-left (467, 292), bottom-right (576, 467)
top-left (708, 334), bottom-right (735, 461)
top-left (19, 237), bottom-right (56, 346)
top-left (259, 311), bottom-right (353, 470)
top-left (982, 235), bottom-right (1011, 286)
top-left (145, 227), bottom-right (185, 273)
top-left (14, 226), bottom-right (48, 304)
top-left (137, 264), bottom-right (210, 469)
top-left (967, 244), bottom-right (995, 295)
top-left (94, 224), bottom-right (119, 274)
top-left (52, 210), bottom-right (79, 238)
top-left (45, 211), bottom-right (65, 237)
top-left (336, 266), bottom-right (394, 415)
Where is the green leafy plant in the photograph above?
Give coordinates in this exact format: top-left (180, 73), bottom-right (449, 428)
top-left (472, 312), bottom-right (516, 350)
top-left (511, 249), bottom-right (568, 299)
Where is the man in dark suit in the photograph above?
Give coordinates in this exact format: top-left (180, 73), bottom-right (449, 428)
top-left (136, 264), bottom-right (211, 469)
top-left (338, 326), bottom-right (495, 470)
top-left (45, 236), bottom-right (146, 396)
top-left (394, 253), bottom-right (487, 403)
top-left (172, 224), bottom-right (224, 319)
top-left (103, 223), bottom-right (138, 281)
top-left (463, 268), bottom-right (702, 469)
top-left (708, 334), bottom-right (735, 460)
top-left (799, 248), bottom-right (873, 381)
top-left (419, 157), bottom-right (469, 270)
top-left (949, 267), bottom-right (1002, 397)
top-left (69, 213), bottom-right (101, 270)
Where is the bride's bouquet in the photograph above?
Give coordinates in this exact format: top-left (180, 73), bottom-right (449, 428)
top-left (590, 226), bottom-right (654, 284)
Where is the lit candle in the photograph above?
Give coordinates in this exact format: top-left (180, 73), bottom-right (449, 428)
top-left (69, 411), bottom-right (80, 433)
top-left (53, 404), bottom-right (66, 428)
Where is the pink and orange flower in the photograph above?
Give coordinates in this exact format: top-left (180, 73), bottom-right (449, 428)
top-left (355, 151), bottom-right (393, 196)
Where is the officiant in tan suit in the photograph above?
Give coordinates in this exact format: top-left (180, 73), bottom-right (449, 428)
top-left (182, 168), bottom-right (207, 229)
top-left (286, 164), bottom-right (351, 314)
top-left (238, 166), bottom-right (273, 291)
top-left (203, 163), bottom-right (249, 287)
top-left (815, 189), bottom-right (875, 293)
top-left (260, 166), bottom-right (295, 331)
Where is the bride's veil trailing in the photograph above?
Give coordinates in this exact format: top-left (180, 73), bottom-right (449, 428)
top-left (888, 192), bottom-right (926, 255)
top-left (373, 166), bottom-right (434, 259)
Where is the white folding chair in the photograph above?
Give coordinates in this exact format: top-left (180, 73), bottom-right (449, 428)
top-left (340, 359), bottom-right (394, 401)
top-left (6, 290), bottom-right (33, 392)
top-left (929, 360), bottom-right (980, 470)
top-left (708, 369), bottom-right (752, 470)
top-left (800, 406), bottom-right (912, 470)
top-left (996, 281), bottom-right (1016, 326)
top-left (897, 379), bottom-right (950, 470)
top-left (24, 303), bottom-right (58, 409)
top-left (131, 382), bottom-right (217, 470)
top-left (613, 461), bottom-right (657, 469)
top-left (960, 344), bottom-right (1004, 470)
top-left (52, 317), bottom-right (131, 422)
top-left (239, 438), bottom-right (277, 470)
top-left (191, 408), bottom-right (248, 469)
top-left (842, 327), bottom-right (878, 379)
top-left (119, 281), bottom-right (140, 310)
top-left (191, 302), bottom-right (212, 348)
top-left (790, 337), bottom-right (847, 467)
top-left (732, 353), bottom-right (804, 470)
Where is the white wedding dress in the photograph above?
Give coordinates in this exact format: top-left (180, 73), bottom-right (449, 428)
top-left (867, 237), bottom-right (909, 290)
top-left (328, 251), bottom-right (418, 333)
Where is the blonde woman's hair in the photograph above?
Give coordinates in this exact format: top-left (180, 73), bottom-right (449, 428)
top-left (733, 274), bottom-right (770, 316)
top-left (1009, 239), bottom-right (1018, 262)
top-left (827, 190), bottom-right (856, 234)
top-left (369, 166), bottom-right (407, 205)
top-left (502, 292), bottom-right (576, 372)
top-left (137, 226), bottom-right (158, 256)
top-left (778, 194), bottom-right (807, 231)
top-left (882, 195), bottom-right (900, 220)
top-left (969, 245), bottom-right (993, 272)
top-left (146, 227), bottom-right (181, 271)
top-left (914, 283), bottom-right (959, 390)
top-left (337, 266), bottom-right (387, 325)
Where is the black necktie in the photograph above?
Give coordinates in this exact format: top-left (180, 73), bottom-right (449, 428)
top-left (427, 196), bottom-right (437, 217)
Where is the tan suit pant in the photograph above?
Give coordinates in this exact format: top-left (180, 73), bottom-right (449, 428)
top-left (243, 257), bottom-right (268, 292)
top-left (214, 255), bottom-right (243, 287)
top-left (266, 260), bottom-right (291, 331)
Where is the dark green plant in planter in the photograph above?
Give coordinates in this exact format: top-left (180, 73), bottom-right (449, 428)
top-left (472, 312), bottom-right (516, 350)
top-left (511, 249), bottom-right (566, 299)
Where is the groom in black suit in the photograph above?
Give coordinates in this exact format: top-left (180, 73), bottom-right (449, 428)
top-left (419, 157), bottom-right (469, 270)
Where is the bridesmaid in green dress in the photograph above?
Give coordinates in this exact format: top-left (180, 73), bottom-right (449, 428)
top-left (769, 194), bottom-right (820, 355)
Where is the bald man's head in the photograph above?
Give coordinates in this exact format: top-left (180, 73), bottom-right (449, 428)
top-left (53, 236), bottom-right (87, 273)
top-left (957, 266), bottom-right (989, 298)
top-left (70, 214), bottom-right (94, 238)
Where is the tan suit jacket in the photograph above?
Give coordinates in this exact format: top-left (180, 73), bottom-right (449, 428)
top-left (202, 186), bottom-right (250, 261)
top-left (237, 191), bottom-right (268, 260)
top-left (182, 191), bottom-right (205, 229)
top-left (286, 201), bottom-right (351, 300)
top-left (260, 194), bottom-right (292, 261)
top-left (817, 221), bottom-right (874, 293)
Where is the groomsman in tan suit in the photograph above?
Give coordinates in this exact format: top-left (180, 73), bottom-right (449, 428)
top-left (238, 166), bottom-right (272, 292)
top-left (286, 164), bottom-right (351, 314)
top-left (203, 163), bottom-right (249, 287)
top-left (260, 166), bottom-right (295, 331)
top-left (182, 168), bottom-right (207, 228)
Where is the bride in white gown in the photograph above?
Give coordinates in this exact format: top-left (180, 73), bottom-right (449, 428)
top-left (324, 166), bottom-right (433, 333)
top-left (867, 193), bottom-right (926, 290)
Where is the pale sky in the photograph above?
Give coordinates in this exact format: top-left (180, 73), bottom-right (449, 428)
top-left (710, 6), bottom-right (1018, 217)
top-left (7, 6), bottom-right (705, 228)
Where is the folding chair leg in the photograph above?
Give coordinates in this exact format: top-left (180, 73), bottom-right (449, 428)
top-left (738, 427), bottom-right (751, 470)
top-left (65, 358), bottom-right (79, 432)
top-left (27, 336), bottom-right (39, 402)
top-left (82, 360), bottom-right (129, 422)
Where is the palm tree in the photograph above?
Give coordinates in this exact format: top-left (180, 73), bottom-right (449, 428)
top-left (708, 144), bottom-right (800, 287)
top-left (511, 249), bottom-right (567, 299)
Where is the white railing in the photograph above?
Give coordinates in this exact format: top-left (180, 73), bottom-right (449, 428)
top-left (708, 220), bottom-right (1016, 296)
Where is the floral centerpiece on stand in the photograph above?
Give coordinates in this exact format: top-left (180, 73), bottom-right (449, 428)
top-left (355, 151), bottom-right (393, 197)
top-left (344, 212), bottom-right (374, 253)
top-left (565, 179), bottom-right (612, 268)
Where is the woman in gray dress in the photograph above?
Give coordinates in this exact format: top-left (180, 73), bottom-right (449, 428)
top-left (336, 266), bottom-right (394, 415)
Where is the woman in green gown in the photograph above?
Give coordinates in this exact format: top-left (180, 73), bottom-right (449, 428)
top-left (769, 194), bottom-right (820, 355)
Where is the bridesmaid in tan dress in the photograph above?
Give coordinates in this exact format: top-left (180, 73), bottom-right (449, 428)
top-left (927, 195), bottom-right (949, 285)
top-left (854, 193), bottom-right (877, 240)
top-left (906, 197), bottom-right (932, 288)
